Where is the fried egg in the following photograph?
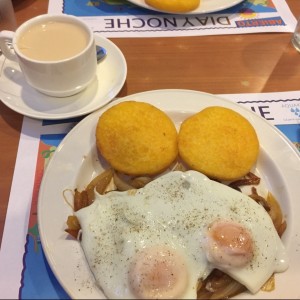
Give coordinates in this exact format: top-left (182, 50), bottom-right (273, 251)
top-left (75, 171), bottom-right (288, 299)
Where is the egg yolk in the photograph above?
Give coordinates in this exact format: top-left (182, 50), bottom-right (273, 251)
top-left (206, 220), bottom-right (254, 268)
top-left (129, 246), bottom-right (189, 299)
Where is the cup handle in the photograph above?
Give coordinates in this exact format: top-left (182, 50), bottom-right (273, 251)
top-left (0, 30), bottom-right (18, 62)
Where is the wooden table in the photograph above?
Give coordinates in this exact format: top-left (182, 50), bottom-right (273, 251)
top-left (0, 0), bottom-right (299, 245)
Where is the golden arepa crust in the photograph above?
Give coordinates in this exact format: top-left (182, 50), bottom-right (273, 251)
top-left (178, 106), bottom-right (259, 181)
top-left (96, 101), bottom-right (178, 176)
top-left (145, 0), bottom-right (200, 13)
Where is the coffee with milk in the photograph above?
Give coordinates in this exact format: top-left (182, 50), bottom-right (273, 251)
top-left (17, 21), bottom-right (89, 61)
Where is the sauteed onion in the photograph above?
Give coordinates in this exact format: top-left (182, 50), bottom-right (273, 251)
top-left (64, 169), bottom-right (286, 299)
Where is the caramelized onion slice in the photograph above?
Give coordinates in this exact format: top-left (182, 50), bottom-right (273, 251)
top-left (74, 189), bottom-right (89, 212)
top-left (172, 161), bottom-right (188, 172)
top-left (197, 270), bottom-right (246, 299)
top-left (130, 176), bottom-right (152, 189)
top-left (65, 215), bottom-right (81, 239)
top-left (229, 172), bottom-right (260, 191)
top-left (265, 192), bottom-right (286, 236)
top-left (249, 187), bottom-right (271, 212)
top-left (261, 274), bottom-right (275, 292)
top-left (113, 172), bottom-right (136, 191)
top-left (86, 168), bottom-right (114, 196)
top-left (249, 189), bottom-right (286, 237)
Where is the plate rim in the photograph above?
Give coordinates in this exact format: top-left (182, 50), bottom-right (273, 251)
top-left (0, 35), bottom-right (127, 120)
top-left (38, 88), bottom-right (300, 299)
top-left (126, 0), bottom-right (244, 15)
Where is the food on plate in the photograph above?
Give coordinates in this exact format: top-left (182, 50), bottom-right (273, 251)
top-left (74, 170), bottom-right (288, 299)
top-left (178, 106), bottom-right (259, 181)
top-left (145, 0), bottom-right (200, 13)
top-left (96, 101), bottom-right (178, 176)
top-left (64, 102), bottom-right (288, 299)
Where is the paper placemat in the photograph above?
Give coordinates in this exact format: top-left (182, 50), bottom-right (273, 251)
top-left (48, 0), bottom-right (297, 37)
top-left (0, 91), bottom-right (299, 299)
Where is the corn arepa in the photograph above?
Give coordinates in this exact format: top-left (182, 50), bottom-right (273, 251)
top-left (145, 0), bottom-right (200, 13)
top-left (96, 101), bottom-right (178, 176)
top-left (178, 106), bottom-right (259, 181)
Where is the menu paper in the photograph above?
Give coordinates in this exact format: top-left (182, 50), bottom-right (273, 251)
top-left (0, 91), bottom-right (299, 299)
top-left (47, 0), bottom-right (297, 37)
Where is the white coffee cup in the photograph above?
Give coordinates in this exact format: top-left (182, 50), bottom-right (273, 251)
top-left (0, 14), bottom-right (97, 97)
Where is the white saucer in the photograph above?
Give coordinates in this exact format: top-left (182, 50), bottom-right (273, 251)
top-left (0, 35), bottom-right (127, 120)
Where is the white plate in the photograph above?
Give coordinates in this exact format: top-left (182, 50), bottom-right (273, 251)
top-left (0, 35), bottom-right (127, 120)
top-left (38, 89), bottom-right (300, 299)
top-left (127, 0), bottom-right (244, 14)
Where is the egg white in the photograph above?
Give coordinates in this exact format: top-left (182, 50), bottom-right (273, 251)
top-left (75, 170), bottom-right (288, 299)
